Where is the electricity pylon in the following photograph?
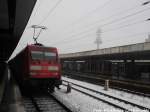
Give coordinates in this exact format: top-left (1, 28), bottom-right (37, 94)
top-left (94, 28), bottom-right (102, 49)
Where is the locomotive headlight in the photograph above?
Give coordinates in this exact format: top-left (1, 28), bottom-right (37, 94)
top-left (30, 65), bottom-right (42, 70)
top-left (48, 66), bottom-right (59, 71)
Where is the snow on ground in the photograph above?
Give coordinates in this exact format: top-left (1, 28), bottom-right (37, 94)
top-left (62, 81), bottom-right (143, 111)
top-left (53, 86), bottom-right (121, 112)
top-left (62, 76), bottom-right (150, 108)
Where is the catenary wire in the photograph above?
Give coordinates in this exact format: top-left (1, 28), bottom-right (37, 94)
top-left (56, 31), bottom-right (150, 47)
top-left (54, 1), bottom-right (147, 37)
top-left (51, 7), bottom-right (150, 45)
top-left (70, 0), bottom-right (113, 26)
top-left (51, 7), bottom-right (150, 44)
top-left (55, 19), bottom-right (148, 45)
top-left (37, 0), bottom-right (63, 25)
top-left (59, 32), bottom-right (149, 51)
top-left (33, 0), bottom-right (44, 17)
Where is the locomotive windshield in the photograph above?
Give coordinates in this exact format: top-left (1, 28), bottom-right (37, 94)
top-left (31, 51), bottom-right (56, 61)
top-left (44, 52), bottom-right (56, 60)
top-left (31, 51), bottom-right (43, 60)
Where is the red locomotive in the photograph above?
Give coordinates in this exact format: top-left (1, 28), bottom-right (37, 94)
top-left (9, 44), bottom-right (62, 92)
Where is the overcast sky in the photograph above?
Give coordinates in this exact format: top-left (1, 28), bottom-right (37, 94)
top-left (10, 0), bottom-right (150, 59)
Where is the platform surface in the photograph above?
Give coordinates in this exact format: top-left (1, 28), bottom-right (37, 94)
top-left (0, 69), bottom-right (25, 112)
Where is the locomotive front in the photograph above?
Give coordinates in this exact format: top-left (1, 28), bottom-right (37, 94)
top-left (27, 45), bottom-right (62, 90)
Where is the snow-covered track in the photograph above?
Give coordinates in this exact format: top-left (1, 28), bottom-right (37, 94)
top-left (63, 80), bottom-right (150, 112)
top-left (111, 86), bottom-right (150, 98)
top-left (63, 71), bottom-right (150, 95)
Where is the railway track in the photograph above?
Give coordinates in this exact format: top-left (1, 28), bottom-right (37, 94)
top-left (22, 92), bottom-right (72, 112)
top-left (63, 72), bottom-right (150, 97)
top-left (63, 80), bottom-right (150, 112)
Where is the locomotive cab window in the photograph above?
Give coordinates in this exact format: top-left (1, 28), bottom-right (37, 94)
top-left (31, 51), bottom-right (43, 60)
top-left (44, 52), bottom-right (57, 61)
top-left (31, 51), bottom-right (57, 61)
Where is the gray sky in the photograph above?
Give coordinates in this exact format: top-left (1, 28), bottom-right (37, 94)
top-left (10, 0), bottom-right (150, 59)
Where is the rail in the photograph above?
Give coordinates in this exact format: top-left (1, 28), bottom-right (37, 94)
top-left (63, 80), bottom-right (150, 112)
top-left (63, 72), bottom-right (150, 97)
top-left (22, 92), bottom-right (72, 112)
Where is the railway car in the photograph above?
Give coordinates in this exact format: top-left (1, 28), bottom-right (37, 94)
top-left (9, 44), bottom-right (62, 91)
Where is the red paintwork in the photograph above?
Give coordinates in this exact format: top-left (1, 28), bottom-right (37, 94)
top-left (26, 45), bottom-right (61, 79)
top-left (9, 44), bottom-right (62, 88)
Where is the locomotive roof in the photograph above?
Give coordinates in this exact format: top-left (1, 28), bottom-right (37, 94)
top-left (28, 44), bottom-right (57, 49)
top-left (9, 44), bottom-right (57, 62)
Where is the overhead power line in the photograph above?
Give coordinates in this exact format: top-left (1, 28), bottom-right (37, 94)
top-left (33, 0), bottom-right (44, 17)
top-left (54, 28), bottom-right (150, 47)
top-left (51, 0), bottom-right (113, 36)
top-left (59, 32), bottom-right (149, 49)
top-left (38, 0), bottom-right (63, 25)
top-left (51, 6), bottom-right (150, 45)
top-left (51, 18), bottom-right (150, 46)
top-left (102, 18), bottom-right (149, 33)
top-left (86, 0), bottom-right (150, 28)
top-left (51, 32), bottom-right (94, 46)
top-left (56, 1), bottom-right (150, 39)
top-left (71, 0), bottom-right (112, 25)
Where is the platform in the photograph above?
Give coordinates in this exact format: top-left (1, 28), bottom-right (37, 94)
top-left (60, 42), bottom-right (150, 60)
top-left (0, 69), bottom-right (25, 112)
